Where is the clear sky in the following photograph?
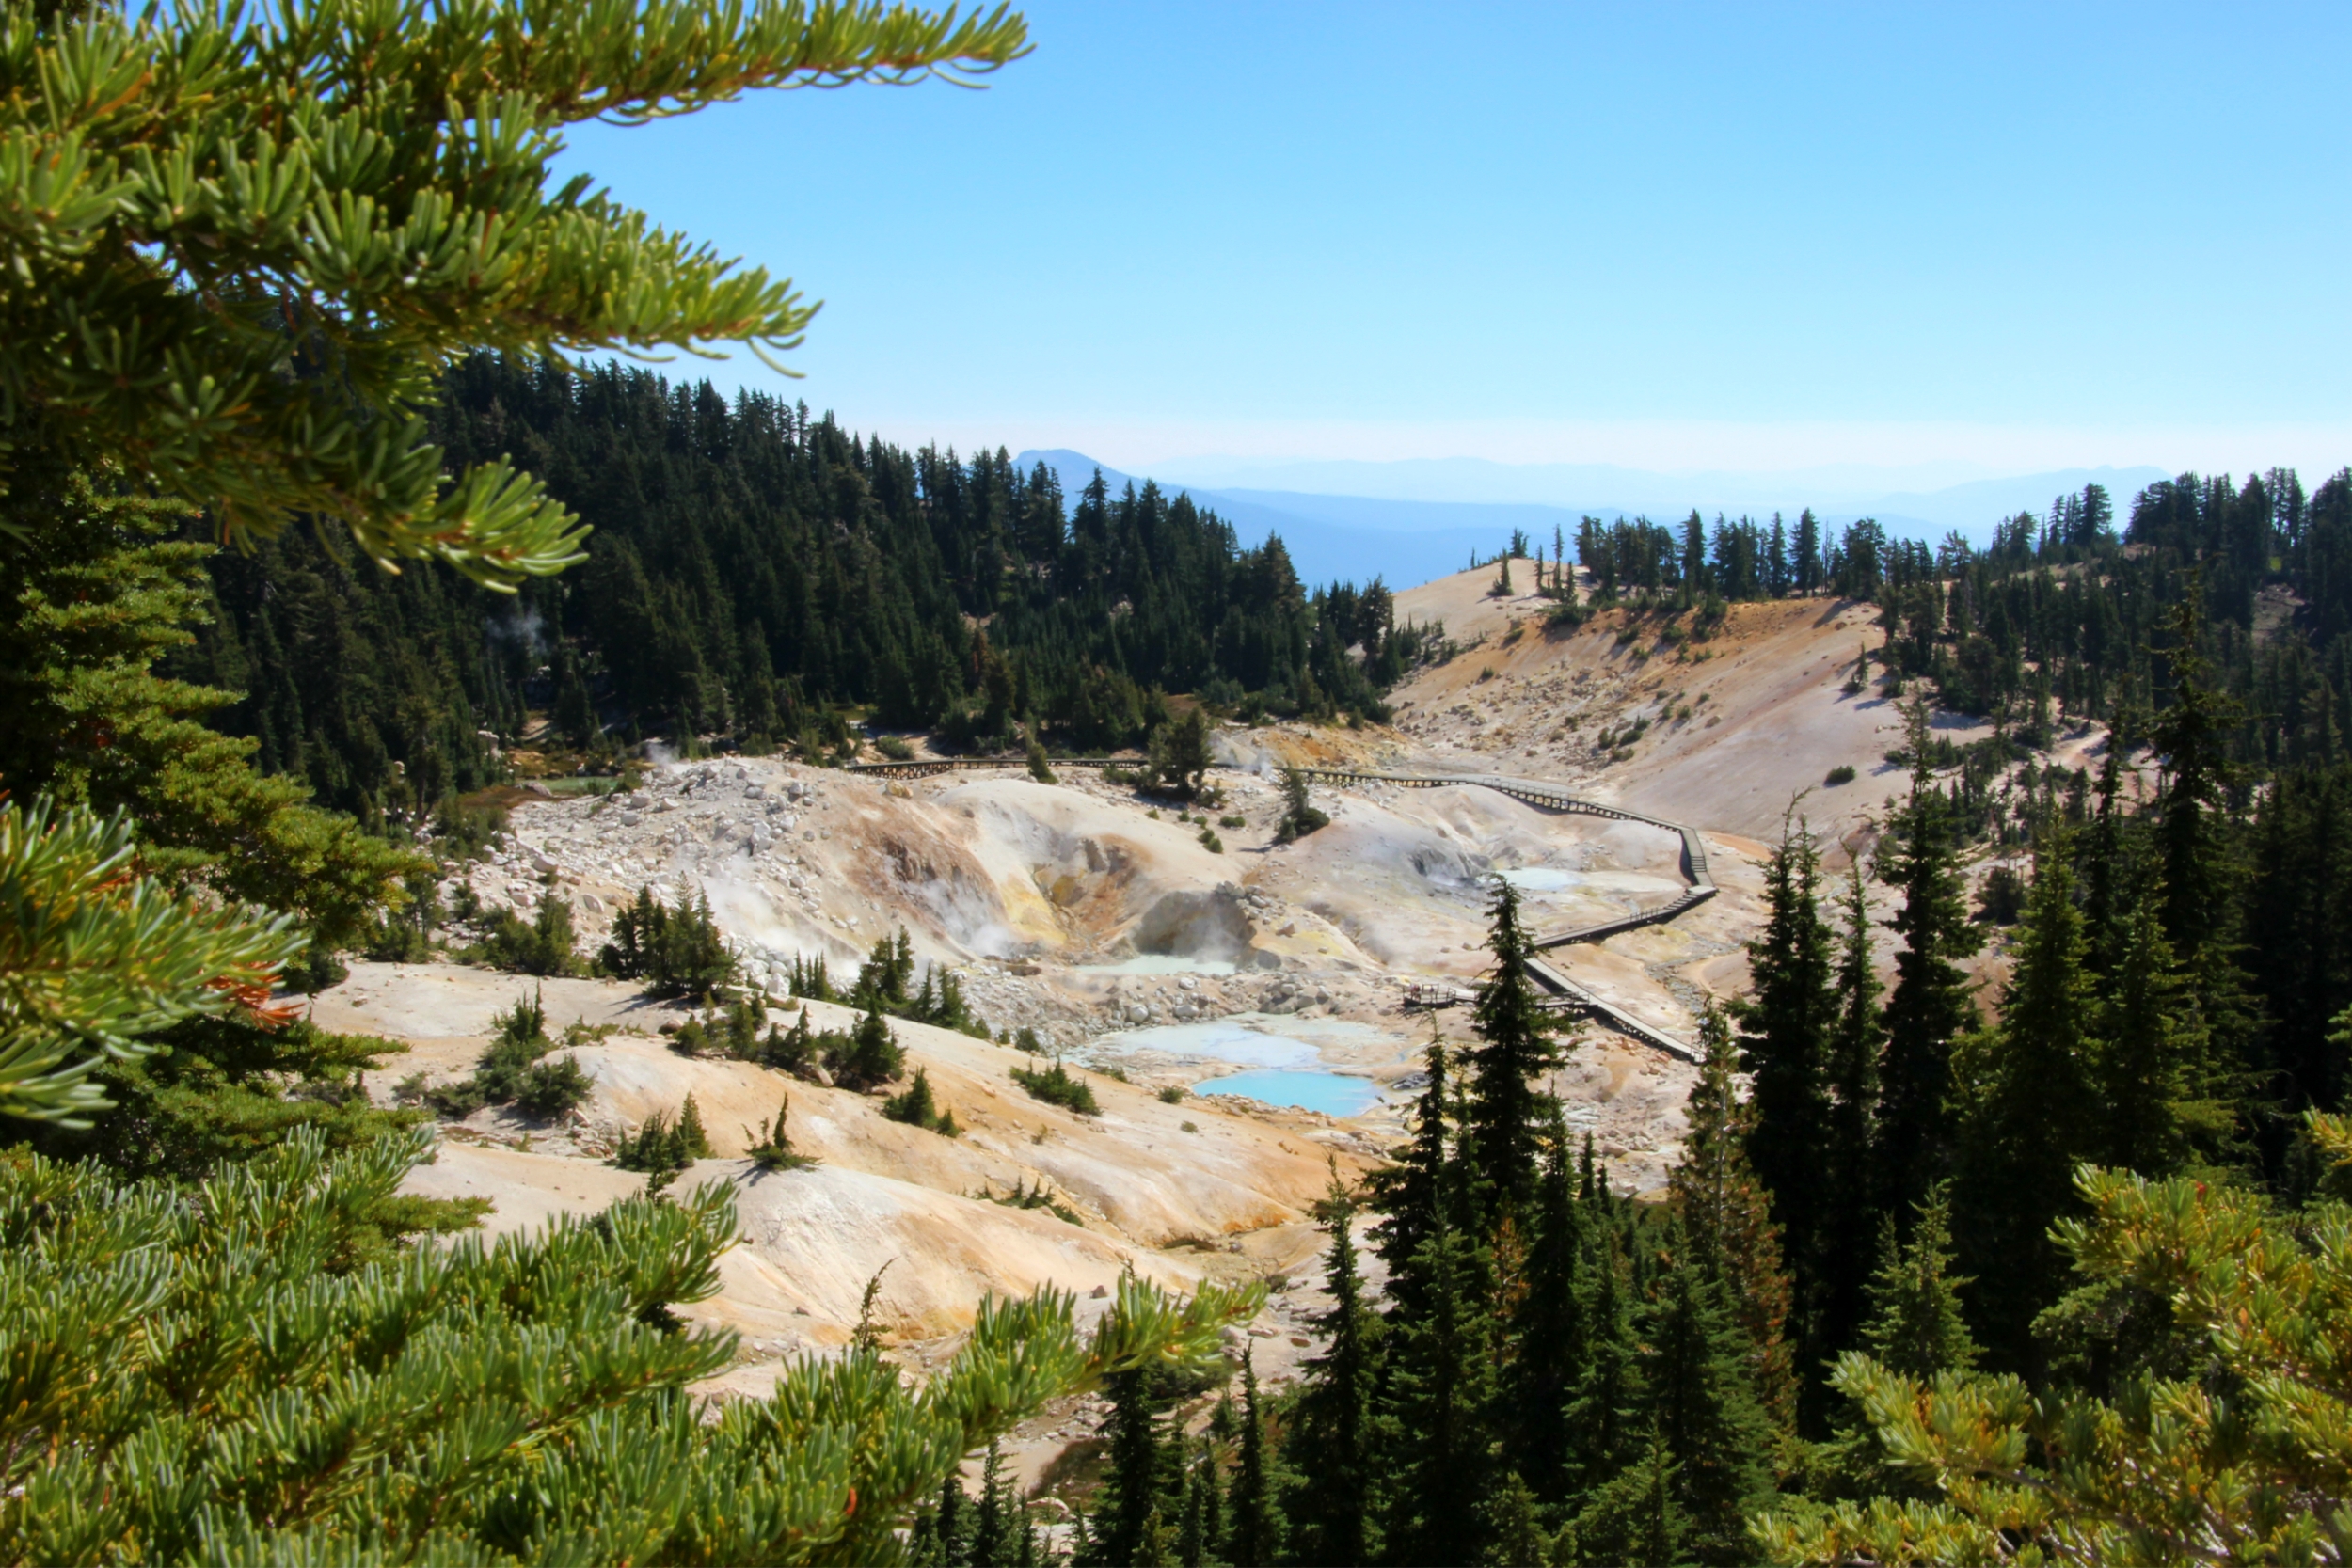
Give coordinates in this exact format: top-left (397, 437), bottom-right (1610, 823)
top-left (557, 1), bottom-right (2352, 483)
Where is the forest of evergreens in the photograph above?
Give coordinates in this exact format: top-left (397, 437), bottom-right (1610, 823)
top-left (171, 355), bottom-right (1442, 832)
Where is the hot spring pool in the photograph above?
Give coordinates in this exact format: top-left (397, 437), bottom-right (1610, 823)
top-left (1195, 1069), bottom-right (1382, 1117)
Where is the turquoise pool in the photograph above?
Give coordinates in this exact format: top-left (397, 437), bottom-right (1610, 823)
top-left (1195, 1069), bottom-right (1381, 1117)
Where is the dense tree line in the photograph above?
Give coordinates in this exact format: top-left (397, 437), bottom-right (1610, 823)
top-left (171, 356), bottom-right (1443, 830)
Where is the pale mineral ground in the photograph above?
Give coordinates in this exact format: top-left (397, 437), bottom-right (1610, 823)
top-left (325, 562), bottom-right (2113, 1467)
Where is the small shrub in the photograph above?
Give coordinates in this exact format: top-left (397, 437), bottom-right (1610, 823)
top-left (609, 1095), bottom-right (713, 1192)
top-left (1274, 766), bottom-right (1330, 845)
top-left (1477, 665), bottom-right (1497, 682)
top-left (1157, 1085), bottom-right (1186, 1104)
top-left (873, 734), bottom-right (914, 761)
top-left (745, 1093), bottom-right (816, 1171)
top-left (1011, 1060), bottom-right (1101, 1117)
top-left (830, 1007), bottom-right (905, 1091)
top-left (1026, 736), bottom-right (1057, 784)
top-left (1218, 814), bottom-right (1246, 830)
top-left (979, 1178), bottom-right (1082, 1226)
top-left (513, 1054), bottom-right (593, 1119)
top-left (1199, 828), bottom-right (1223, 853)
top-left (1181, 1120), bottom-right (1199, 1133)
top-left (1978, 863), bottom-right (2028, 926)
top-left (429, 989), bottom-right (592, 1120)
top-left (473, 896), bottom-right (583, 976)
top-left (1825, 764), bottom-right (1857, 786)
top-left (882, 1067), bottom-right (961, 1136)
top-left (599, 887), bottom-right (736, 1001)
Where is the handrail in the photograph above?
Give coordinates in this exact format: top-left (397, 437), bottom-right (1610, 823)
top-left (846, 755), bottom-right (1710, 1059)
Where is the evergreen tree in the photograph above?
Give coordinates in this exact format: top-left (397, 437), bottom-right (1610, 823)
top-left (1858, 1187), bottom-right (1979, 1380)
top-left (835, 1006), bottom-right (906, 1091)
top-left (1368, 1033), bottom-right (1453, 1323)
top-left (1274, 766), bottom-right (1330, 843)
top-left (1818, 857), bottom-right (1884, 1398)
top-left (1464, 878), bottom-right (1565, 1219)
top-left (2096, 894), bottom-right (2208, 1176)
top-left (1376, 1224), bottom-right (1496, 1568)
top-left (1099, 1362), bottom-right (1181, 1568)
top-left (1223, 1350), bottom-right (1283, 1568)
top-left (1559, 1234), bottom-right (1665, 1562)
top-left (1643, 1236), bottom-right (1779, 1565)
top-left (0, 1127), bottom-right (1256, 1560)
top-left (1281, 1165), bottom-right (1383, 1567)
top-left (1176, 1439), bottom-right (1222, 1568)
top-left (1876, 704), bottom-right (1984, 1227)
top-left (1671, 1006), bottom-right (1797, 1433)
top-left (1735, 809), bottom-right (1836, 1402)
top-left (1953, 839), bottom-right (2102, 1370)
top-left (1501, 1109), bottom-right (1583, 1504)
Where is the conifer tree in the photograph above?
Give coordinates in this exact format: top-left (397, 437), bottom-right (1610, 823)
top-left (1177, 1438), bottom-right (1222, 1568)
top-left (1099, 1361), bottom-right (1182, 1568)
top-left (1818, 856), bottom-right (1884, 1390)
top-left (0, 0), bottom-right (1031, 1116)
top-left (1559, 1236), bottom-right (1665, 1561)
top-left (1376, 1223), bottom-right (1496, 1568)
top-left (1281, 1164), bottom-right (1384, 1567)
top-left (2095, 895), bottom-right (2206, 1176)
top-left (1464, 877), bottom-right (1565, 1218)
top-left (1671, 1006), bottom-right (1797, 1433)
top-left (1502, 1109), bottom-right (1584, 1503)
top-left (1953, 840), bottom-right (2102, 1370)
top-left (1858, 1187), bottom-right (1979, 1380)
top-left (1740, 813), bottom-right (1836, 1290)
top-left (1643, 1236), bottom-right (1779, 1565)
top-left (1876, 704), bottom-right (1983, 1227)
top-left (1369, 1033), bottom-right (1453, 1323)
top-left (837, 1006), bottom-right (906, 1090)
top-left (1274, 765), bottom-right (1331, 843)
top-left (0, 1128), bottom-right (1256, 1560)
top-left (1223, 1349), bottom-right (1284, 1568)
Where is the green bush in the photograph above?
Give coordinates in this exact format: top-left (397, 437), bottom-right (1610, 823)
top-left (832, 1008), bottom-right (906, 1091)
top-left (609, 1095), bottom-right (713, 1192)
top-left (426, 989), bottom-right (591, 1121)
top-left (745, 1093), bottom-right (817, 1171)
top-left (599, 887), bottom-right (737, 1000)
top-left (1012, 1060), bottom-right (1102, 1117)
top-left (473, 895), bottom-right (584, 976)
top-left (882, 1067), bottom-right (961, 1136)
top-left (1825, 764), bottom-right (1858, 786)
top-left (1157, 1085), bottom-right (1187, 1104)
top-left (1275, 766), bottom-right (1330, 844)
top-left (0, 1127), bottom-right (1252, 1560)
top-left (873, 734), bottom-right (914, 761)
top-left (979, 1177), bottom-right (1083, 1227)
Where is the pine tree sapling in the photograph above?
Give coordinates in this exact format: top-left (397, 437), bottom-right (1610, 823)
top-left (1275, 765), bottom-right (1330, 844)
top-left (883, 1066), bottom-right (961, 1136)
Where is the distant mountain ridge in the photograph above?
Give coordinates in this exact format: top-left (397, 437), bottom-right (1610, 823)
top-left (1011, 449), bottom-right (2174, 592)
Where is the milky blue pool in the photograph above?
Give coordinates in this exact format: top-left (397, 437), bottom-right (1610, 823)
top-left (1195, 1069), bottom-right (1382, 1117)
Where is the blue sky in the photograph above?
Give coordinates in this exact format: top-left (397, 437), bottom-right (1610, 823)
top-left (557, 2), bottom-right (2352, 483)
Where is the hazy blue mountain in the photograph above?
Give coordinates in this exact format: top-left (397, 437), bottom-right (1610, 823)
top-left (1013, 449), bottom-right (2178, 590)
